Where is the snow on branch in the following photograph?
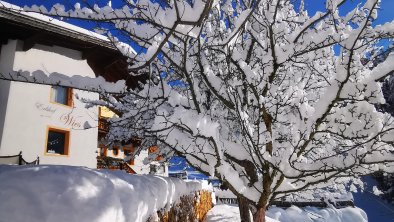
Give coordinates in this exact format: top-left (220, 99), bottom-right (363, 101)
top-left (0, 70), bottom-right (126, 94)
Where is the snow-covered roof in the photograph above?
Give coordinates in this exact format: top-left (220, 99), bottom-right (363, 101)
top-left (0, 1), bottom-right (135, 54)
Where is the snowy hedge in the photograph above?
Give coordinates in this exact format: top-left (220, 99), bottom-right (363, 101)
top-left (0, 165), bottom-right (212, 222)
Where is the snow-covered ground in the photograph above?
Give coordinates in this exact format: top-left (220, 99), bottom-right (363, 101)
top-left (0, 165), bottom-right (208, 222)
top-left (205, 204), bottom-right (279, 222)
top-left (211, 177), bottom-right (394, 221)
top-left (1, 164), bottom-right (392, 222)
top-left (205, 204), bottom-right (368, 222)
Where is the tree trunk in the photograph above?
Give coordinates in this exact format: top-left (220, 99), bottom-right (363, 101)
top-left (253, 206), bottom-right (266, 222)
top-left (238, 196), bottom-right (252, 222)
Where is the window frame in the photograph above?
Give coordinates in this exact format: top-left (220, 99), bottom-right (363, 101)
top-left (98, 144), bottom-right (108, 157)
top-left (112, 146), bottom-right (119, 157)
top-left (123, 145), bottom-right (135, 165)
top-left (50, 86), bottom-right (73, 107)
top-left (45, 126), bottom-right (70, 156)
top-left (149, 146), bottom-right (163, 161)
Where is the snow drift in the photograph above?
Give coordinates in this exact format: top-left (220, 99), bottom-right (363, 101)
top-left (0, 165), bottom-right (207, 222)
top-left (205, 204), bottom-right (368, 222)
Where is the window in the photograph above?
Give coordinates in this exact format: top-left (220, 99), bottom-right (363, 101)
top-left (123, 146), bottom-right (134, 155)
top-left (149, 146), bottom-right (163, 161)
top-left (51, 86), bottom-right (72, 106)
top-left (123, 149), bottom-right (131, 156)
top-left (46, 128), bottom-right (70, 155)
top-left (148, 146), bottom-right (158, 153)
top-left (98, 144), bottom-right (107, 156)
top-left (123, 146), bottom-right (134, 165)
top-left (113, 147), bottom-right (119, 156)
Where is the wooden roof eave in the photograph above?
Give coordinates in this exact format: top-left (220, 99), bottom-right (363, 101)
top-left (0, 7), bottom-right (116, 51)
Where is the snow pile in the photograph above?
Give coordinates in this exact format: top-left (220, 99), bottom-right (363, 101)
top-left (214, 188), bottom-right (237, 199)
top-left (191, 179), bottom-right (214, 192)
top-left (205, 204), bottom-right (367, 222)
top-left (372, 186), bottom-right (384, 196)
top-left (267, 206), bottom-right (367, 222)
top-left (0, 165), bottom-right (206, 222)
top-left (205, 204), bottom-right (280, 222)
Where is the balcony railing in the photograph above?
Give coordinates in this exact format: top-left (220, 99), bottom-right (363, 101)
top-left (98, 118), bottom-right (109, 133)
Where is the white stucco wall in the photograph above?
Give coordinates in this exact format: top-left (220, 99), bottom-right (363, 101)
top-left (131, 150), bottom-right (150, 174)
top-left (127, 151), bottom-right (167, 176)
top-left (0, 40), bottom-right (99, 168)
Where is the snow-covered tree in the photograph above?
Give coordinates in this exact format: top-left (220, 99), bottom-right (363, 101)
top-left (367, 45), bottom-right (394, 204)
top-left (374, 46), bottom-right (394, 115)
top-left (3, 0), bottom-right (394, 221)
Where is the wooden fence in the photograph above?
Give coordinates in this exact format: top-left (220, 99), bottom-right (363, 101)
top-left (217, 197), bottom-right (354, 208)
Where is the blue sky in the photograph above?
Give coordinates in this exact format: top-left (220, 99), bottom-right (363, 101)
top-left (169, 156), bottom-right (209, 179)
top-left (302, 0), bottom-right (394, 25)
top-left (4, 0), bottom-right (394, 26)
top-left (4, 0), bottom-right (393, 56)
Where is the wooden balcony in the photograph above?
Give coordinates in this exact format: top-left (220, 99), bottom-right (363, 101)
top-left (97, 156), bottom-right (136, 174)
top-left (98, 117), bottom-right (109, 133)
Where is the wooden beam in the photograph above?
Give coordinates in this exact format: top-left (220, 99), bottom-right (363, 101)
top-left (82, 47), bottom-right (100, 60)
top-left (22, 32), bottom-right (48, 51)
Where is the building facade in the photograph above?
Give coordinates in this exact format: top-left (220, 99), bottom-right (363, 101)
top-left (0, 40), bottom-right (101, 167)
top-left (97, 107), bottom-right (168, 176)
top-left (0, 3), bottom-right (145, 170)
top-left (0, 3), bottom-right (168, 175)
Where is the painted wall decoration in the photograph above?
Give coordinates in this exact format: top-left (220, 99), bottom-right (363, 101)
top-left (59, 113), bottom-right (82, 128)
top-left (35, 102), bottom-right (57, 118)
top-left (35, 102), bottom-right (86, 129)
